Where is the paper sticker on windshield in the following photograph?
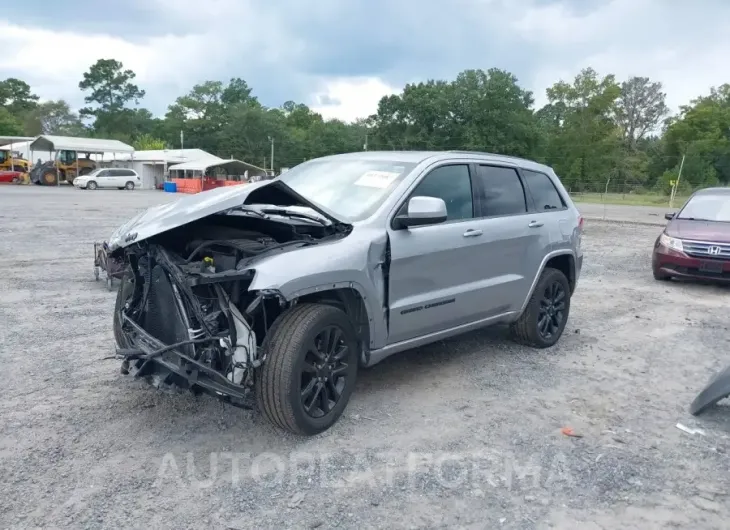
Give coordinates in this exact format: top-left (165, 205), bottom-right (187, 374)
top-left (355, 170), bottom-right (401, 188)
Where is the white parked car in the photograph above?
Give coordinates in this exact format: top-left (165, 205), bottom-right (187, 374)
top-left (73, 168), bottom-right (141, 190)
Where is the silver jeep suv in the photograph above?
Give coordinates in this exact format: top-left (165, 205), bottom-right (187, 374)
top-left (110, 151), bottom-right (584, 435)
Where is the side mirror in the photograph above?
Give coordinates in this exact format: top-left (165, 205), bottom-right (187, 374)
top-left (665, 212), bottom-right (675, 220)
top-left (394, 196), bottom-right (448, 229)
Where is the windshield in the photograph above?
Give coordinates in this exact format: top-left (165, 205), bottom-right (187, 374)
top-left (677, 194), bottom-right (730, 222)
top-left (276, 158), bottom-right (417, 222)
top-left (85, 168), bottom-right (104, 177)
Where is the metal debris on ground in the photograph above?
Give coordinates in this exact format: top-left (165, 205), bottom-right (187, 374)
top-left (676, 423), bottom-right (706, 436)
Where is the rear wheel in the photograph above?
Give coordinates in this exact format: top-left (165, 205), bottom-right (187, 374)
top-left (510, 267), bottom-right (571, 348)
top-left (125, 181), bottom-right (135, 190)
top-left (87, 180), bottom-right (98, 190)
top-left (255, 303), bottom-right (359, 435)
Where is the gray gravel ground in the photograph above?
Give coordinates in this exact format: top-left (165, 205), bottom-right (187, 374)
top-left (576, 202), bottom-right (673, 225)
top-left (2, 186), bottom-right (730, 530)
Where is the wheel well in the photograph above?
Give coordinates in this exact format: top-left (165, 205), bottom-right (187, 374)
top-left (296, 288), bottom-right (370, 364)
top-left (545, 254), bottom-right (576, 293)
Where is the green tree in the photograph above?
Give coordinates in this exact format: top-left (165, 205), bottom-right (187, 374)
top-left (133, 133), bottom-right (167, 150)
top-left (369, 68), bottom-right (538, 156)
top-left (24, 100), bottom-right (86, 136)
top-left (660, 84), bottom-right (730, 187)
top-left (615, 76), bottom-right (669, 150)
top-left (0, 78), bottom-right (39, 116)
top-left (78, 59), bottom-right (146, 116)
top-left (539, 68), bottom-right (622, 191)
top-left (0, 107), bottom-right (23, 136)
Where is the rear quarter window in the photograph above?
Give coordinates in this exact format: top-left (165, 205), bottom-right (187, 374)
top-left (522, 169), bottom-right (566, 211)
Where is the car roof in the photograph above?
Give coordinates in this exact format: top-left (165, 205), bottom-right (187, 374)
top-left (313, 150), bottom-right (555, 174)
top-left (692, 187), bottom-right (730, 197)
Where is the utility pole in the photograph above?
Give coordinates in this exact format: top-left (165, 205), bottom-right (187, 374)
top-left (180, 130), bottom-right (184, 151)
top-left (670, 153), bottom-right (686, 208)
top-left (364, 133), bottom-right (368, 151)
top-left (268, 136), bottom-right (275, 174)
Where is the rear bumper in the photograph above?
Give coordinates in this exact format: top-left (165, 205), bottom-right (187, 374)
top-left (653, 245), bottom-right (730, 282)
top-left (119, 315), bottom-right (253, 408)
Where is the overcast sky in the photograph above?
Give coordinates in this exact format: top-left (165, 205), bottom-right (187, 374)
top-left (1, 0), bottom-right (728, 122)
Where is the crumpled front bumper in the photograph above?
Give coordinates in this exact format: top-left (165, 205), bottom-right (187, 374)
top-left (119, 315), bottom-right (254, 408)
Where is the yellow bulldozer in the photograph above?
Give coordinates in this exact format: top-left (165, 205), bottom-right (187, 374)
top-left (0, 149), bottom-right (30, 172)
top-left (30, 149), bottom-right (97, 185)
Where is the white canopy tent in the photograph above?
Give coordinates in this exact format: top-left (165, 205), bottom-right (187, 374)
top-left (29, 135), bottom-right (134, 154)
top-left (28, 135), bottom-right (135, 186)
top-left (168, 158), bottom-right (269, 180)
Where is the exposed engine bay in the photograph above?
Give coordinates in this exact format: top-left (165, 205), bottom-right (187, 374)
top-left (114, 210), bottom-right (346, 407)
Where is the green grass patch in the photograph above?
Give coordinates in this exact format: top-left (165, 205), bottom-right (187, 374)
top-left (571, 192), bottom-right (689, 207)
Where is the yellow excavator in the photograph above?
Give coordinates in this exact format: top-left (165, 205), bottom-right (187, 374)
top-left (30, 150), bottom-right (97, 185)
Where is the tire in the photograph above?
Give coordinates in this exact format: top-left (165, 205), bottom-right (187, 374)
top-left (87, 181), bottom-right (98, 190)
top-left (125, 181), bottom-right (135, 190)
top-left (652, 266), bottom-right (671, 281)
top-left (255, 303), bottom-right (359, 435)
top-left (42, 171), bottom-right (58, 186)
top-left (510, 267), bottom-right (571, 348)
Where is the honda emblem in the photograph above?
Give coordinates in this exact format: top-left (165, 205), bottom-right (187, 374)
top-left (708, 246), bottom-right (721, 255)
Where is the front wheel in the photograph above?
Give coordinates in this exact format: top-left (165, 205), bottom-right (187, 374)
top-left (510, 267), bottom-right (571, 348)
top-left (87, 181), bottom-right (98, 190)
top-left (125, 181), bottom-right (135, 190)
top-left (652, 266), bottom-right (671, 281)
top-left (255, 303), bottom-right (359, 435)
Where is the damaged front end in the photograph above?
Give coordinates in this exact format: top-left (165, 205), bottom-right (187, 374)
top-left (113, 215), bottom-right (334, 407)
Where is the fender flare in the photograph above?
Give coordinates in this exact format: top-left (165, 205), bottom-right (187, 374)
top-left (518, 249), bottom-right (577, 315)
top-left (278, 280), bottom-right (387, 351)
top-left (690, 363), bottom-right (730, 416)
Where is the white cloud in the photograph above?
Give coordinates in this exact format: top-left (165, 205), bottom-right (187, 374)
top-left (0, 20), bottom-right (214, 109)
top-left (1, 0), bottom-right (729, 123)
top-left (311, 77), bottom-right (399, 122)
top-left (514, 0), bottom-right (730, 112)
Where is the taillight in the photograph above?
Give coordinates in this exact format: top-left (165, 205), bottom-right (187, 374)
top-left (578, 215), bottom-right (584, 232)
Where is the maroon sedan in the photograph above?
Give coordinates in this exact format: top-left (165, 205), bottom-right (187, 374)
top-left (652, 187), bottom-right (730, 282)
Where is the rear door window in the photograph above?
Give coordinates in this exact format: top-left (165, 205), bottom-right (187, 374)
top-left (474, 165), bottom-right (527, 217)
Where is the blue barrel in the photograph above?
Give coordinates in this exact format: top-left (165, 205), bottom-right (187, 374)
top-left (163, 181), bottom-right (177, 193)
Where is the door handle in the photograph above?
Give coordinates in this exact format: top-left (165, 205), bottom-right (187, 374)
top-left (463, 229), bottom-right (483, 237)
top-left (528, 220), bottom-right (544, 228)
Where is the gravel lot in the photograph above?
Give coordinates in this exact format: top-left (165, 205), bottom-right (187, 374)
top-left (576, 202), bottom-right (673, 226)
top-left (2, 186), bottom-right (730, 529)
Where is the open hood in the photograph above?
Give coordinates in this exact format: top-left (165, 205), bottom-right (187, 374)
top-left (108, 179), bottom-right (348, 251)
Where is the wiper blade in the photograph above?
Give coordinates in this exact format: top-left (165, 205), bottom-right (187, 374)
top-left (259, 208), bottom-right (329, 226)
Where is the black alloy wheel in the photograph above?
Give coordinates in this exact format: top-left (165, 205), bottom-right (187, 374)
top-left (256, 303), bottom-right (359, 435)
top-left (300, 325), bottom-right (350, 418)
top-left (510, 267), bottom-right (571, 348)
top-left (537, 281), bottom-right (566, 341)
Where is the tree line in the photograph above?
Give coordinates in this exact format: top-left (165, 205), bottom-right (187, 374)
top-left (1, 59), bottom-right (728, 194)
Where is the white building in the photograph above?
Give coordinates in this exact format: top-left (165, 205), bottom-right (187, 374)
top-left (102, 148), bottom-right (223, 189)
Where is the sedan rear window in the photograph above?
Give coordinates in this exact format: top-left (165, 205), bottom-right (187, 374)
top-left (678, 195), bottom-right (730, 222)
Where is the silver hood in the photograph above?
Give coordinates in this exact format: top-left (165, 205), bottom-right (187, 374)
top-left (108, 179), bottom-right (347, 251)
